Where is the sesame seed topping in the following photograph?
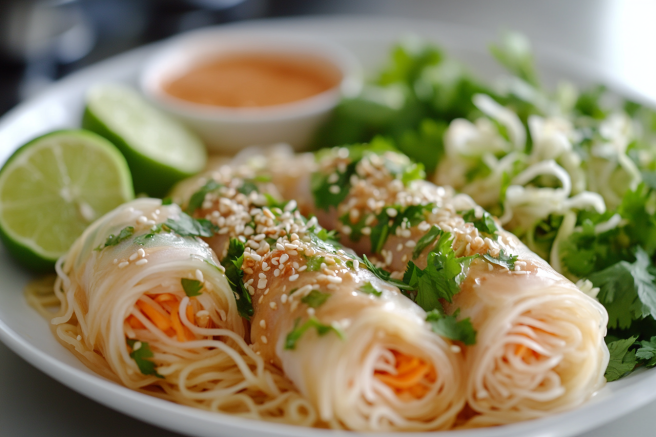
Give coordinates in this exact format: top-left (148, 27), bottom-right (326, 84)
top-left (195, 269), bottom-right (204, 282)
top-left (118, 261), bottom-right (129, 269)
top-left (135, 259), bottom-right (148, 266)
top-left (307, 308), bottom-right (315, 316)
top-left (257, 279), bottom-right (267, 289)
top-left (329, 185), bottom-right (340, 194)
top-left (129, 252), bottom-right (138, 261)
top-left (289, 274), bottom-right (299, 282)
top-left (261, 335), bottom-right (268, 344)
top-left (281, 294), bottom-right (288, 303)
top-left (269, 302), bottom-right (277, 310)
top-left (138, 248), bottom-right (146, 258)
top-left (260, 319), bottom-right (267, 328)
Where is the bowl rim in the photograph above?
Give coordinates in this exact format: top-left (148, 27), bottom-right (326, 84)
top-left (139, 27), bottom-right (363, 123)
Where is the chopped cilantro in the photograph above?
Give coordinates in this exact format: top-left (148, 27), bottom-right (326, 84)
top-left (311, 170), bottom-right (351, 210)
top-left (483, 249), bottom-right (518, 270)
top-left (590, 248), bottom-right (656, 330)
top-left (238, 180), bottom-right (259, 195)
top-left (413, 225), bottom-right (442, 259)
top-left (426, 309), bottom-right (476, 345)
top-left (284, 317), bottom-right (344, 350)
top-left (370, 203), bottom-right (433, 254)
top-left (605, 336), bottom-right (639, 382)
top-left (127, 339), bottom-right (163, 379)
top-left (362, 255), bottom-right (414, 291)
top-left (164, 213), bottom-right (217, 238)
top-left (289, 288), bottom-right (298, 295)
top-left (300, 290), bottom-right (331, 308)
top-left (309, 231), bottom-right (339, 254)
top-left (462, 209), bottom-right (498, 236)
top-left (96, 226), bottom-right (134, 250)
top-left (400, 162), bottom-right (426, 185)
top-left (360, 282), bottom-right (382, 297)
top-left (221, 238), bottom-right (252, 320)
top-left (134, 224), bottom-right (164, 246)
top-left (181, 278), bottom-right (203, 297)
top-left (403, 232), bottom-right (477, 312)
top-left (636, 336), bottom-right (656, 368)
top-left (306, 256), bottom-right (326, 272)
top-left (161, 197), bottom-right (173, 205)
top-left (186, 180), bottom-right (222, 214)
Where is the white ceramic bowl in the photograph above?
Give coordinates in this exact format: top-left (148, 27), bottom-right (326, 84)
top-left (140, 27), bottom-right (363, 154)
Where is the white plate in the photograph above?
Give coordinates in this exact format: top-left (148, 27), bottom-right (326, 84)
top-left (1, 16), bottom-right (655, 437)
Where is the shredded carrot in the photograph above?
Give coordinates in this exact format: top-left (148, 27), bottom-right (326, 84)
top-left (126, 315), bottom-right (146, 329)
top-left (137, 300), bottom-right (172, 331)
top-left (154, 293), bottom-right (177, 303)
top-left (375, 350), bottom-right (433, 397)
top-left (186, 304), bottom-right (195, 325)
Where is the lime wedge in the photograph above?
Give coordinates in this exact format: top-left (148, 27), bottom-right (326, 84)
top-left (0, 130), bottom-right (134, 272)
top-left (83, 84), bottom-right (207, 197)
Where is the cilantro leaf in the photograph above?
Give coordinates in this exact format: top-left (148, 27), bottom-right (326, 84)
top-left (300, 290), bottom-right (331, 308)
top-left (360, 282), bottom-right (382, 297)
top-left (308, 231), bottom-right (339, 254)
top-left (362, 255), bottom-right (414, 291)
top-left (186, 180), bottom-right (222, 215)
top-left (164, 213), bottom-right (217, 238)
top-left (591, 248), bottom-right (656, 329)
top-left (134, 224), bottom-right (164, 246)
top-left (306, 256), bottom-right (325, 272)
top-left (284, 317), bottom-right (344, 350)
top-left (181, 278), bottom-right (203, 297)
top-left (462, 209), bottom-right (498, 236)
top-left (636, 336), bottom-right (656, 368)
top-left (96, 226), bottom-right (134, 250)
top-left (161, 197), bottom-right (173, 205)
top-left (483, 249), bottom-right (518, 270)
top-left (426, 309), bottom-right (476, 345)
top-left (126, 339), bottom-right (163, 379)
top-left (311, 170), bottom-right (351, 211)
top-left (340, 212), bottom-right (369, 242)
top-left (221, 238), bottom-right (252, 320)
top-left (406, 232), bottom-right (476, 312)
top-left (605, 336), bottom-right (639, 382)
top-left (370, 203), bottom-right (433, 254)
top-left (413, 225), bottom-right (442, 259)
top-left (238, 180), bottom-right (259, 195)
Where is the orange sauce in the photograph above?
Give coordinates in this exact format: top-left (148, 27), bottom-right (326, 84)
top-left (163, 53), bottom-right (342, 108)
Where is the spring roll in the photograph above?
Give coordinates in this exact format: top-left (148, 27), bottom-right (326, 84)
top-left (51, 198), bottom-right (313, 423)
top-left (248, 144), bottom-right (610, 425)
top-left (176, 167), bottom-right (466, 431)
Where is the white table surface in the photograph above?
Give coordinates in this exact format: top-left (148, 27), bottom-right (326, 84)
top-left (3, 1), bottom-right (656, 436)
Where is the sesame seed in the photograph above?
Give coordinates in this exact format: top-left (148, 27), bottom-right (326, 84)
top-left (138, 248), bottom-right (146, 258)
top-left (269, 302), bottom-right (277, 310)
top-left (298, 265), bottom-right (307, 272)
top-left (365, 215), bottom-right (375, 225)
top-left (261, 335), bottom-right (268, 344)
top-left (293, 262), bottom-right (300, 269)
top-left (396, 243), bottom-right (403, 252)
top-left (259, 319), bottom-right (267, 328)
top-left (281, 294), bottom-right (288, 303)
top-left (264, 288), bottom-right (269, 295)
top-left (289, 274), bottom-right (299, 282)
top-left (288, 250), bottom-right (298, 255)
top-left (258, 279), bottom-right (267, 289)
top-left (129, 252), bottom-right (138, 261)
top-left (113, 259), bottom-right (118, 264)
top-left (488, 263), bottom-right (493, 271)
top-left (327, 173), bottom-right (339, 184)
top-left (361, 227), bottom-right (371, 236)
top-left (386, 208), bottom-right (398, 217)
top-left (137, 216), bottom-right (148, 224)
top-left (118, 261), bottom-right (129, 269)
top-left (307, 308), bottom-right (315, 316)
top-left (284, 200), bottom-right (297, 212)
top-left (326, 276), bottom-right (342, 284)
top-left (76, 335), bottom-right (82, 341)
top-left (279, 254), bottom-right (289, 263)
top-left (195, 269), bottom-right (204, 282)
top-left (258, 295), bottom-right (264, 304)
top-left (274, 269), bottom-right (280, 277)
top-left (451, 345), bottom-right (462, 353)
top-left (135, 259), bottom-right (148, 266)
top-left (353, 260), bottom-right (359, 270)
top-left (133, 341), bottom-right (142, 351)
top-left (259, 272), bottom-right (266, 279)
top-left (405, 240), bottom-right (416, 248)
top-left (245, 278), bottom-right (254, 285)
top-left (329, 185), bottom-right (340, 194)
top-left (327, 284), bottom-right (337, 290)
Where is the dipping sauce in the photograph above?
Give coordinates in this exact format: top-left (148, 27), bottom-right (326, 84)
top-left (163, 53), bottom-right (342, 108)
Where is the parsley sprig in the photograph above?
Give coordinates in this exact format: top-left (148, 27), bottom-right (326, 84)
top-left (284, 317), bottom-right (344, 350)
top-left (127, 339), bottom-right (163, 378)
top-left (221, 238), bottom-right (252, 320)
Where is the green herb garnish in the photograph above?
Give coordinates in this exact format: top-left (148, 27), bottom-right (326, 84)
top-left (127, 339), bottom-right (163, 378)
top-left (360, 282), bottom-right (382, 297)
top-left (426, 309), bottom-right (476, 345)
top-left (300, 290), bottom-right (331, 308)
top-left (181, 278), bottom-right (203, 297)
top-left (284, 317), bottom-right (344, 350)
top-left (96, 226), bottom-right (134, 250)
top-left (483, 249), bottom-right (518, 270)
top-left (221, 238), bottom-right (252, 320)
top-left (186, 180), bottom-right (222, 214)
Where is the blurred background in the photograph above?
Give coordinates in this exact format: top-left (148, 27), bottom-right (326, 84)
top-left (1, 0), bottom-right (655, 117)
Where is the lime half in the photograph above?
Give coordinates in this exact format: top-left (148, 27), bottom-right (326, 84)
top-left (83, 84), bottom-right (207, 197)
top-left (0, 130), bottom-right (134, 272)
